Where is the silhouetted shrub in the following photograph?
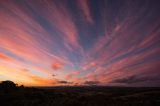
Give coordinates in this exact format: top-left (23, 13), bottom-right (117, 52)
top-left (20, 85), bottom-right (24, 88)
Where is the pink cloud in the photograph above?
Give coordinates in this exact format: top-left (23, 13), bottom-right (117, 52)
top-left (77, 0), bottom-right (93, 24)
top-left (65, 71), bottom-right (80, 80)
top-left (52, 63), bottom-right (63, 70)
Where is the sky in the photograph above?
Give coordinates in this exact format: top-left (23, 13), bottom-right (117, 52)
top-left (0, 0), bottom-right (160, 87)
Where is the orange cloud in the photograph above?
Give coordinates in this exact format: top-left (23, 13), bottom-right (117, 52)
top-left (0, 65), bottom-right (55, 86)
top-left (0, 53), bottom-right (12, 61)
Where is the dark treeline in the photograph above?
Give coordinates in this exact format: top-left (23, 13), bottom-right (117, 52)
top-left (0, 80), bottom-right (160, 106)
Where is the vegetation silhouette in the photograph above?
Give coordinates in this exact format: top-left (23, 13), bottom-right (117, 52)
top-left (0, 80), bottom-right (16, 87)
top-left (0, 80), bottom-right (160, 106)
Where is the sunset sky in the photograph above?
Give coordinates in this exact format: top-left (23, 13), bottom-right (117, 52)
top-left (0, 0), bottom-right (160, 86)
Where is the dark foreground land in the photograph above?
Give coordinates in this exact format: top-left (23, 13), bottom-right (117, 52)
top-left (0, 84), bottom-right (160, 106)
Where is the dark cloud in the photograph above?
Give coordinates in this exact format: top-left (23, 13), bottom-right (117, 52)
top-left (84, 81), bottom-right (100, 85)
top-left (52, 74), bottom-right (56, 77)
top-left (111, 74), bottom-right (160, 85)
top-left (57, 80), bottom-right (73, 84)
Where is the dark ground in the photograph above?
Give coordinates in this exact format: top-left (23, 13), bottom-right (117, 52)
top-left (0, 86), bottom-right (160, 106)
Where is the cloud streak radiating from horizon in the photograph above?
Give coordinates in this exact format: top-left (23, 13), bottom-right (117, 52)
top-left (0, 0), bottom-right (160, 86)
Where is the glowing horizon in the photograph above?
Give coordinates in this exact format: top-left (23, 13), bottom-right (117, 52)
top-left (0, 0), bottom-right (160, 86)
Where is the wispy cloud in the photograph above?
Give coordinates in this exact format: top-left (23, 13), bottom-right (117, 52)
top-left (0, 0), bottom-right (160, 86)
top-left (77, 0), bottom-right (93, 24)
top-left (0, 53), bottom-right (12, 61)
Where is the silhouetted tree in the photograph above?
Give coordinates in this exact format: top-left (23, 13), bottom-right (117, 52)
top-left (0, 80), bottom-right (17, 92)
